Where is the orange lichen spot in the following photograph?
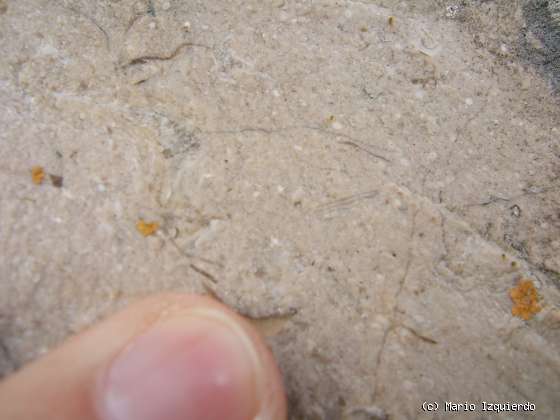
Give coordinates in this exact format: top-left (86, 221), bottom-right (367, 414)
top-left (31, 166), bottom-right (45, 185)
top-left (509, 279), bottom-right (541, 320)
top-left (136, 219), bottom-right (159, 237)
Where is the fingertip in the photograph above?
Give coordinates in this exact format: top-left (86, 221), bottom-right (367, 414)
top-left (0, 294), bottom-right (287, 420)
top-left (96, 298), bottom-right (287, 420)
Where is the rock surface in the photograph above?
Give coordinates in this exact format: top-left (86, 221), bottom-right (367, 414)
top-left (1, 0), bottom-right (559, 418)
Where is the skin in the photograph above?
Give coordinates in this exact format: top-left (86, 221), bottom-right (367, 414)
top-left (0, 294), bottom-right (287, 420)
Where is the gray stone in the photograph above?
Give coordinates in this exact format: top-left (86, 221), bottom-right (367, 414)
top-left (1, 1), bottom-right (559, 418)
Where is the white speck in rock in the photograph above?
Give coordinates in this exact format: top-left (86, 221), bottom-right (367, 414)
top-left (37, 346), bottom-right (49, 356)
top-left (149, 21), bottom-right (157, 30)
top-left (465, 98), bottom-right (473, 106)
top-left (427, 151), bottom-right (438, 161)
top-left (446, 5), bottom-right (461, 18)
top-left (291, 187), bottom-right (305, 203)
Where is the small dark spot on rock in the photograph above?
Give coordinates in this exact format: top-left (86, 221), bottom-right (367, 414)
top-left (338, 395), bottom-right (346, 407)
top-left (414, 287), bottom-right (426, 296)
top-left (391, 252), bottom-right (397, 258)
top-left (49, 174), bottom-right (64, 188)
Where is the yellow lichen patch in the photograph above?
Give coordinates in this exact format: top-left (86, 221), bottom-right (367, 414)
top-left (136, 219), bottom-right (159, 237)
top-left (31, 166), bottom-right (45, 185)
top-left (509, 279), bottom-right (541, 320)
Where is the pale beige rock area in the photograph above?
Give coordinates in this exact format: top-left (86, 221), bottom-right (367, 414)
top-left (1, 1), bottom-right (559, 419)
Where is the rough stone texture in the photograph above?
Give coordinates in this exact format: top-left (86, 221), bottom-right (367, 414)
top-left (1, 0), bottom-right (559, 418)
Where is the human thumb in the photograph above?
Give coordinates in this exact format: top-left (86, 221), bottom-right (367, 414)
top-left (0, 294), bottom-right (287, 420)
